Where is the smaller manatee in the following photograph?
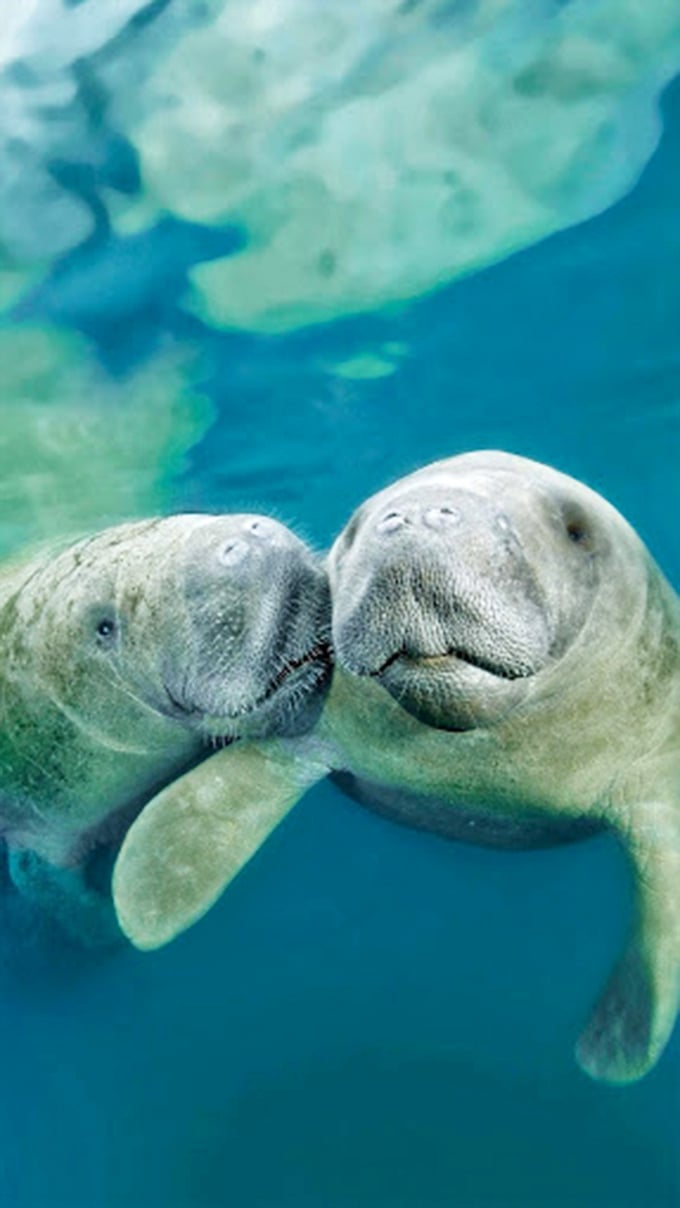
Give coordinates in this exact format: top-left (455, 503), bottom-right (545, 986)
top-left (0, 513), bottom-right (330, 943)
top-left (111, 453), bottom-right (680, 1089)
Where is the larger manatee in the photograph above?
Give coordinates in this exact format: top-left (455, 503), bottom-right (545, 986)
top-left (112, 453), bottom-right (680, 1084)
top-left (0, 512), bottom-right (330, 942)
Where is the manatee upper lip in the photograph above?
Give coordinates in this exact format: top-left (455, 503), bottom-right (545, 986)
top-left (367, 645), bottom-right (531, 682)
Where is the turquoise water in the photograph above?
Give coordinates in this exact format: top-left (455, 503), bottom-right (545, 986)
top-left (1, 14), bottom-right (679, 1208)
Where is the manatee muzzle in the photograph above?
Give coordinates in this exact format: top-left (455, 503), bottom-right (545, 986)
top-left (332, 490), bottom-right (554, 730)
top-left (164, 515), bottom-right (332, 738)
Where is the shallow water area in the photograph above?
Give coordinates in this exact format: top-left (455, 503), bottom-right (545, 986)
top-left (0, 3), bottom-right (679, 1206)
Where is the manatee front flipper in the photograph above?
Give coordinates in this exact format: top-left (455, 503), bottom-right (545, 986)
top-left (112, 743), bottom-right (327, 951)
top-left (576, 796), bottom-right (680, 1084)
top-left (8, 848), bottom-right (122, 948)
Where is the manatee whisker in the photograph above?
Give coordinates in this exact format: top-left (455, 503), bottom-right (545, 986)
top-left (219, 640), bottom-right (333, 721)
top-left (268, 639), bottom-right (332, 692)
top-left (206, 734), bottom-right (239, 750)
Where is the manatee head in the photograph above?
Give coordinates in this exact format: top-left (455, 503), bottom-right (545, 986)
top-left (6, 513), bottom-right (331, 752)
top-left (328, 451), bottom-right (646, 731)
top-left (159, 514), bottom-right (331, 741)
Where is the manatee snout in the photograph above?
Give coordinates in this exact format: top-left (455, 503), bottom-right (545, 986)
top-left (165, 515), bottom-right (331, 739)
top-left (329, 484), bottom-right (556, 730)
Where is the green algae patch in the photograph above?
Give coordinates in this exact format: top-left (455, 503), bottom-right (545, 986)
top-left (0, 325), bottom-right (214, 556)
top-left (330, 353), bottom-right (399, 381)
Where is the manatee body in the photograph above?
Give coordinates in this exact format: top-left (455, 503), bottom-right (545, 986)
top-left (112, 454), bottom-right (680, 1086)
top-left (323, 451), bottom-right (680, 1083)
top-left (0, 513), bottom-right (330, 941)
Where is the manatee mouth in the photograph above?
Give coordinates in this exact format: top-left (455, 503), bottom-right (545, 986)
top-left (239, 639), bottom-right (333, 717)
top-left (194, 639), bottom-right (333, 744)
top-left (165, 640), bottom-right (332, 724)
top-left (362, 642), bottom-right (539, 732)
top-left (369, 646), bottom-right (534, 682)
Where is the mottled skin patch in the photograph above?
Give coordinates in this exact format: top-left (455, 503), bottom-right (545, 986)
top-left (0, 513), bottom-right (330, 943)
top-left (113, 454), bottom-right (679, 1087)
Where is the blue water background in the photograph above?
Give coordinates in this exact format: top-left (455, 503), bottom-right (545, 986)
top-left (1, 73), bottom-right (679, 1208)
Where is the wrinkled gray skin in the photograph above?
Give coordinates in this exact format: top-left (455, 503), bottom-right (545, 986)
top-left (0, 513), bottom-right (330, 943)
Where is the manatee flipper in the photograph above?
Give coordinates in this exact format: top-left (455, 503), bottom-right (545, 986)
top-left (112, 743), bottom-right (327, 951)
top-left (576, 797), bottom-right (680, 1084)
top-left (8, 848), bottom-right (121, 948)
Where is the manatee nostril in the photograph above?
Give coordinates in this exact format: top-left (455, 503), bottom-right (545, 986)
top-left (495, 513), bottom-right (512, 534)
top-left (218, 538), bottom-right (249, 567)
top-left (246, 518), bottom-right (269, 539)
top-left (377, 511), bottom-right (406, 535)
top-left (423, 505), bottom-right (462, 530)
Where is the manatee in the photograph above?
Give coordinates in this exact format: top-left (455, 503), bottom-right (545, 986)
top-left (0, 513), bottom-right (330, 943)
top-left (111, 453), bottom-right (679, 1085)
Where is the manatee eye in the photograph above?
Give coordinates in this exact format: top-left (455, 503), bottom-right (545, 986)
top-left (567, 522), bottom-right (586, 543)
top-left (561, 503), bottom-right (595, 552)
top-left (95, 617), bottom-right (117, 642)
